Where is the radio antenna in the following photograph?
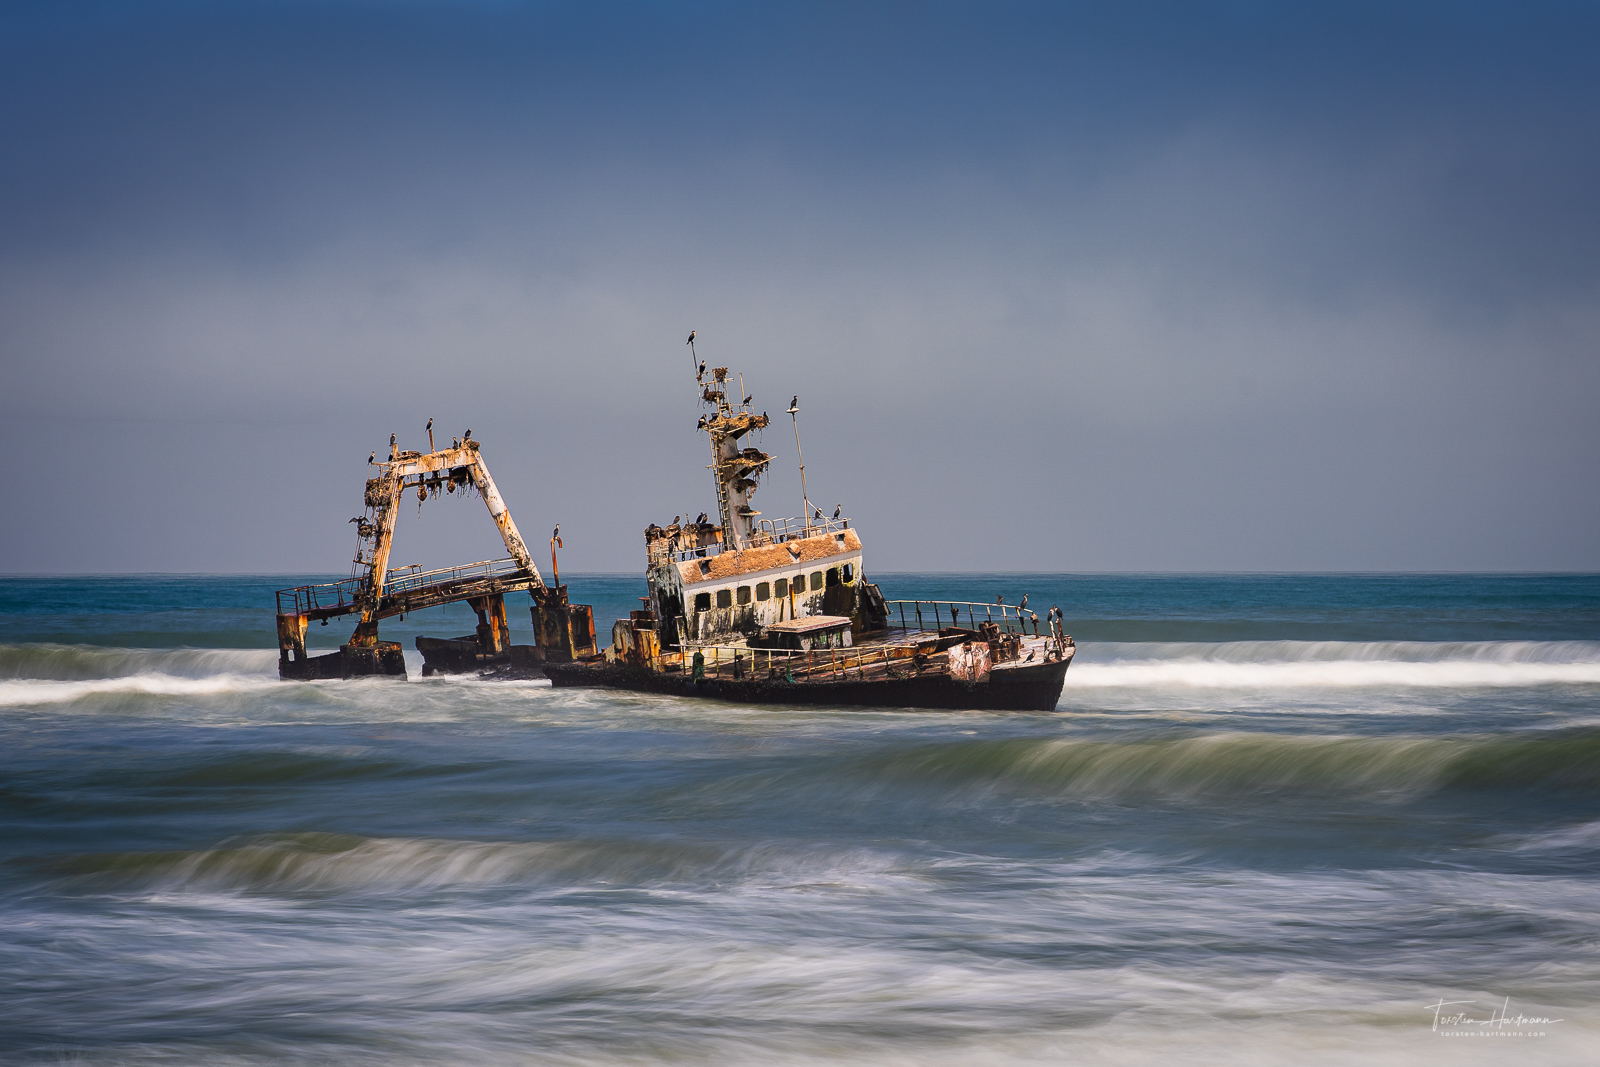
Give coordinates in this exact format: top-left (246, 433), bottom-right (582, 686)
top-left (787, 395), bottom-right (812, 530)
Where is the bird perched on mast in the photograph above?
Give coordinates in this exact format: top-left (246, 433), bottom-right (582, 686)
top-left (368, 451), bottom-right (376, 464)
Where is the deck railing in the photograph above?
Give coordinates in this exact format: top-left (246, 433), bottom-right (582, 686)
top-left (275, 576), bottom-right (367, 617)
top-left (650, 641), bottom-right (909, 683)
top-left (382, 557), bottom-right (530, 597)
top-left (886, 600), bottom-right (1042, 635)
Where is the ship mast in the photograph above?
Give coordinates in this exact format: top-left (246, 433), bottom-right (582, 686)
top-left (696, 361), bottom-right (770, 550)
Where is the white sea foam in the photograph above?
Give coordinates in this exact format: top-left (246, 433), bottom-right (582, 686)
top-left (0, 672), bottom-right (284, 706)
top-left (1072, 640), bottom-right (1600, 690)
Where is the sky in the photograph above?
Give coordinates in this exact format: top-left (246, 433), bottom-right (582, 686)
top-left (1, 0), bottom-right (1597, 574)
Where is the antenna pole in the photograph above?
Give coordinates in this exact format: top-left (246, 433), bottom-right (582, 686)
top-left (789, 400), bottom-right (811, 532)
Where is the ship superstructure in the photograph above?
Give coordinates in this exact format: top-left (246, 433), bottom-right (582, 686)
top-left (641, 365), bottom-right (887, 647)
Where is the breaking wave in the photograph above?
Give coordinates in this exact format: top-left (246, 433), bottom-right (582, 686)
top-left (856, 727), bottom-right (1600, 798)
top-left (0, 645), bottom-right (277, 706)
top-left (43, 832), bottom-right (909, 896)
top-left (1072, 640), bottom-right (1600, 689)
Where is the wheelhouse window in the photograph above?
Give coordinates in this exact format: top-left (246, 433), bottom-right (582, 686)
top-left (826, 567), bottom-right (840, 587)
top-left (773, 578), bottom-right (788, 597)
top-left (809, 571), bottom-right (824, 591)
top-left (842, 563), bottom-right (854, 583)
top-left (716, 589), bottom-right (732, 609)
top-left (737, 586), bottom-right (751, 605)
top-left (693, 592), bottom-right (711, 612)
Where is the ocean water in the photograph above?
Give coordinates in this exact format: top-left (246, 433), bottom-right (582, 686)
top-left (2, 573), bottom-right (1598, 1065)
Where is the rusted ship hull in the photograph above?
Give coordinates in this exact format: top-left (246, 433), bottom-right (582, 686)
top-left (543, 652), bottom-right (1072, 712)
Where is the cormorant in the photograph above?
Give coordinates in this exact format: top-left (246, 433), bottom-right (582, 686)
top-left (832, 504), bottom-right (841, 520)
top-left (464, 429), bottom-right (472, 440)
top-left (368, 451), bottom-right (375, 464)
top-left (697, 415), bottom-right (707, 430)
top-left (686, 330), bottom-right (695, 346)
top-left (996, 594), bottom-right (1005, 605)
top-left (743, 395), bottom-right (753, 406)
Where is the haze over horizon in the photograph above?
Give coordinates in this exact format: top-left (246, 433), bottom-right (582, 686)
top-left (2, 1), bottom-right (1597, 574)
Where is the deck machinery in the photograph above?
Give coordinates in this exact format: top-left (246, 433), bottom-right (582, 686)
top-left (274, 433), bottom-right (594, 680)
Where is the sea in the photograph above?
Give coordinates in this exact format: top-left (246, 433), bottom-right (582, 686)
top-left (2, 572), bottom-right (1597, 1065)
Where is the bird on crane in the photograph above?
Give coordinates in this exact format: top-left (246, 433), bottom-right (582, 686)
top-left (426, 418), bottom-right (433, 431)
top-left (833, 504), bottom-right (842, 520)
top-left (390, 433), bottom-right (396, 446)
top-left (789, 395), bottom-right (799, 413)
top-left (697, 415), bottom-right (707, 430)
top-left (697, 360), bottom-right (707, 382)
top-left (743, 395), bottom-right (753, 406)
top-left (464, 429), bottom-right (472, 440)
top-left (696, 513), bottom-right (708, 525)
top-left (368, 451), bottom-right (375, 464)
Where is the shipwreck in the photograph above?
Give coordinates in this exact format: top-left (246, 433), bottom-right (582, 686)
top-left (542, 355), bottom-right (1075, 711)
top-left (274, 429), bottom-right (593, 680)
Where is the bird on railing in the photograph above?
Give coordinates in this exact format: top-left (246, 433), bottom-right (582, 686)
top-left (833, 504), bottom-right (842, 520)
top-left (996, 594), bottom-right (1005, 605)
top-left (743, 394), bottom-right (753, 406)
top-left (1019, 594), bottom-right (1028, 612)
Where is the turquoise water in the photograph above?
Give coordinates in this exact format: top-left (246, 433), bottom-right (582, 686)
top-left (3, 573), bottom-right (1598, 1063)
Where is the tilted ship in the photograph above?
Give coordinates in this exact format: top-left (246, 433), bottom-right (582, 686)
top-left (542, 359), bottom-right (1074, 711)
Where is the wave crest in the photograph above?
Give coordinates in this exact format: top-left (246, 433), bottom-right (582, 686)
top-left (862, 728), bottom-right (1600, 797)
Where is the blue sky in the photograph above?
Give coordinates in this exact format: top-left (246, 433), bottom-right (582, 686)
top-left (2, 1), bottom-right (1597, 572)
